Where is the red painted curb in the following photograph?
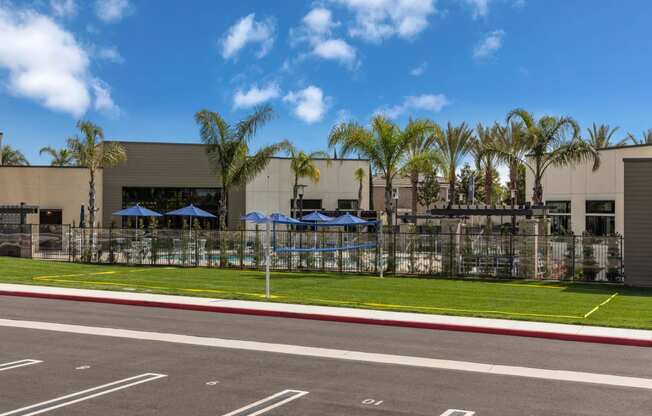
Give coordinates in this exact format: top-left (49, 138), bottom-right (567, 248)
top-left (1, 290), bottom-right (650, 348)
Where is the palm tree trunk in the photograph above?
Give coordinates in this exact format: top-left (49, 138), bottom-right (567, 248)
top-left (384, 179), bottom-right (393, 227)
top-left (357, 179), bottom-right (362, 212)
top-left (484, 166), bottom-right (492, 206)
top-left (88, 168), bottom-right (96, 228)
top-left (410, 171), bottom-right (418, 217)
top-left (448, 170), bottom-right (456, 208)
top-left (292, 175), bottom-right (298, 218)
top-left (219, 188), bottom-right (228, 230)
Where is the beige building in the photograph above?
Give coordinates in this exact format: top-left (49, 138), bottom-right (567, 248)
top-left (246, 158), bottom-right (370, 217)
top-left (525, 143), bottom-right (652, 236)
top-left (372, 174), bottom-right (449, 216)
top-left (0, 166), bottom-right (101, 226)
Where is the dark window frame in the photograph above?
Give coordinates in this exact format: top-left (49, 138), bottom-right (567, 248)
top-left (337, 199), bottom-right (359, 210)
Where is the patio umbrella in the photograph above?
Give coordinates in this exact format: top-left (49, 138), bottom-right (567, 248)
top-left (166, 204), bottom-right (216, 230)
top-left (270, 213), bottom-right (302, 224)
top-left (240, 211), bottom-right (270, 224)
top-left (113, 204), bottom-right (163, 228)
top-left (323, 213), bottom-right (373, 226)
top-left (301, 211), bottom-right (333, 222)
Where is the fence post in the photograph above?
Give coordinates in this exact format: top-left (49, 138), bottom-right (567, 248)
top-left (240, 229), bottom-right (244, 269)
top-left (338, 230), bottom-right (343, 273)
top-left (571, 235), bottom-right (576, 280)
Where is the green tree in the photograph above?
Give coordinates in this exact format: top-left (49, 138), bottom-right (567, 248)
top-left (626, 129), bottom-right (652, 145)
top-left (0, 145), bottom-right (29, 166)
top-left (67, 121), bottom-right (127, 227)
top-left (493, 121), bottom-right (528, 209)
top-left (196, 105), bottom-right (287, 229)
top-left (286, 145), bottom-right (330, 217)
top-left (39, 146), bottom-right (75, 166)
top-left (472, 123), bottom-right (500, 206)
top-left (328, 115), bottom-right (432, 225)
top-left (354, 167), bottom-right (366, 211)
top-left (433, 122), bottom-right (475, 207)
top-left (402, 119), bottom-right (440, 215)
top-left (485, 109), bottom-right (594, 205)
top-left (417, 168), bottom-right (441, 210)
top-left (455, 163), bottom-right (477, 203)
top-left (585, 123), bottom-right (627, 170)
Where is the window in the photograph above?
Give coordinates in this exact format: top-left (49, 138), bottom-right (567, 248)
top-left (337, 199), bottom-right (359, 210)
top-left (546, 201), bottom-right (571, 234)
top-left (290, 199), bottom-right (322, 210)
top-left (39, 209), bottom-right (62, 225)
top-left (121, 187), bottom-right (221, 229)
top-left (585, 200), bottom-right (615, 236)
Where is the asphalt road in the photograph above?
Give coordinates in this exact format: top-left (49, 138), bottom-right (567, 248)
top-left (0, 296), bottom-right (650, 415)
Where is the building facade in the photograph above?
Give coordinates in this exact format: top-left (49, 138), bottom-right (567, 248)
top-left (0, 141), bottom-right (370, 229)
top-left (0, 166), bottom-right (102, 226)
top-left (525, 144), bottom-right (652, 236)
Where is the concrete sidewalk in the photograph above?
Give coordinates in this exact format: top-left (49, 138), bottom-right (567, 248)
top-left (0, 283), bottom-right (650, 347)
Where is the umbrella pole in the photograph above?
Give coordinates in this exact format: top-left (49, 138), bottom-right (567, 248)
top-left (265, 220), bottom-right (271, 299)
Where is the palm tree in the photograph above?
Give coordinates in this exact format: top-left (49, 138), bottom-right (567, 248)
top-left (472, 123), bottom-right (500, 206)
top-left (433, 122), bottom-right (475, 208)
top-left (486, 109), bottom-right (594, 205)
top-left (354, 167), bottom-right (366, 211)
top-left (328, 115), bottom-right (432, 226)
top-left (585, 123), bottom-right (626, 170)
top-left (0, 145), bottom-right (29, 166)
top-left (494, 121), bottom-right (528, 209)
top-left (67, 121), bottom-right (127, 228)
top-left (402, 119), bottom-right (440, 216)
top-left (196, 105), bottom-right (288, 230)
top-left (39, 146), bottom-right (75, 166)
top-left (626, 129), bottom-right (652, 145)
top-left (286, 145), bottom-right (330, 217)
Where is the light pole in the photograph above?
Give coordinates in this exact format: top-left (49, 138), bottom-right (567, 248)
top-left (0, 132), bottom-right (3, 166)
top-left (297, 184), bottom-right (306, 219)
top-left (510, 188), bottom-right (516, 232)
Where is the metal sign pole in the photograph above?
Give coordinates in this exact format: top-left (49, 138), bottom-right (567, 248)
top-left (378, 213), bottom-right (384, 278)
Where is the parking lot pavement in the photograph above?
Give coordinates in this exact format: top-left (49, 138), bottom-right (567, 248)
top-left (0, 298), bottom-right (651, 415)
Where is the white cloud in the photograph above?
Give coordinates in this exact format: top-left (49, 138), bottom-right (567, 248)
top-left (291, 8), bottom-right (358, 69)
top-left (233, 82), bottom-right (281, 109)
top-left (331, 0), bottom-right (436, 42)
top-left (284, 86), bottom-right (329, 124)
top-left (312, 38), bottom-right (357, 67)
top-left (90, 78), bottom-right (120, 117)
top-left (221, 13), bottom-right (276, 60)
top-left (473, 30), bottom-right (504, 59)
top-left (95, 0), bottom-right (130, 23)
top-left (303, 7), bottom-right (338, 34)
top-left (97, 46), bottom-right (124, 63)
top-left (50, 0), bottom-right (77, 18)
top-left (0, 6), bottom-right (118, 117)
top-left (376, 94), bottom-right (449, 118)
top-left (463, 0), bottom-right (490, 19)
top-left (410, 62), bottom-right (427, 76)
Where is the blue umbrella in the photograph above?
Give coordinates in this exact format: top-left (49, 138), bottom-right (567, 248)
top-left (241, 211), bottom-right (270, 224)
top-left (324, 213), bottom-right (372, 226)
top-left (301, 212), bottom-right (333, 222)
top-left (166, 204), bottom-right (216, 230)
top-left (166, 204), bottom-right (216, 218)
top-left (270, 213), bottom-right (302, 224)
top-left (113, 204), bottom-right (163, 217)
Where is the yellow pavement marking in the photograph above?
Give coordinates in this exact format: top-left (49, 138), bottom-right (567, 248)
top-left (583, 293), bottom-right (619, 318)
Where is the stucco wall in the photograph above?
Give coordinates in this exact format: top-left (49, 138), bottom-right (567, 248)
top-left (0, 166), bottom-right (102, 226)
top-left (525, 144), bottom-right (652, 236)
top-left (245, 158), bottom-right (370, 216)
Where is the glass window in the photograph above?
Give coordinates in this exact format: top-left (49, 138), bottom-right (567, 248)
top-left (337, 199), bottom-right (359, 210)
top-left (586, 216), bottom-right (615, 236)
top-left (546, 200), bottom-right (571, 234)
top-left (585, 200), bottom-right (615, 236)
top-left (121, 187), bottom-right (221, 229)
top-left (290, 199), bottom-right (322, 210)
top-left (586, 200), bottom-right (615, 214)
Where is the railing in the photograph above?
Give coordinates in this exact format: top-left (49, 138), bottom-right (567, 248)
top-left (3, 225), bottom-right (624, 283)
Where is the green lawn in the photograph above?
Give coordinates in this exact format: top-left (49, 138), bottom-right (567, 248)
top-left (1, 257), bottom-right (652, 330)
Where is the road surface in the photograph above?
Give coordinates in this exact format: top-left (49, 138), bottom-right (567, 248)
top-left (0, 296), bottom-right (650, 415)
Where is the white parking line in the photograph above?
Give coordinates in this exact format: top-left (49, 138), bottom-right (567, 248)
top-left (0, 373), bottom-right (167, 416)
top-left (1, 318), bottom-right (651, 390)
top-left (221, 390), bottom-right (309, 416)
top-left (0, 360), bottom-right (42, 372)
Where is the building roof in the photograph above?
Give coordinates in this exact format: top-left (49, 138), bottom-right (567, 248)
top-left (372, 174), bottom-right (447, 188)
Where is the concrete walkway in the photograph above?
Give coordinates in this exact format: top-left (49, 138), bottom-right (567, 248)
top-left (0, 283), bottom-right (650, 347)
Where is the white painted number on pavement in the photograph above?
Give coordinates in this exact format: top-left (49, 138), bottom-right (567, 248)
top-left (206, 380), bottom-right (220, 386)
top-left (440, 410), bottom-right (475, 416)
top-left (75, 365), bottom-right (90, 370)
top-left (362, 399), bottom-right (384, 406)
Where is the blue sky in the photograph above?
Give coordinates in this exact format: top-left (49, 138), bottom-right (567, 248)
top-left (1, 0), bottom-right (652, 173)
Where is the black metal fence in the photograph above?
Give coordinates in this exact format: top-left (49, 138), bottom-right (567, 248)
top-left (3, 225), bottom-right (623, 283)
